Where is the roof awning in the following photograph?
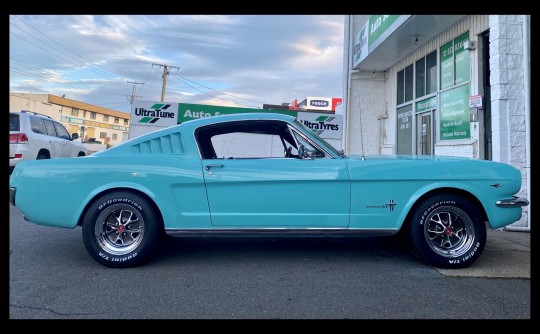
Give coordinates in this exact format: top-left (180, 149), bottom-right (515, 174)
top-left (353, 15), bottom-right (467, 72)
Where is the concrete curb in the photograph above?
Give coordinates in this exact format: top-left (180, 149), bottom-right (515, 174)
top-left (437, 230), bottom-right (531, 278)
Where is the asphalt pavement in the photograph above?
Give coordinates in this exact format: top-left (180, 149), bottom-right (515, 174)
top-left (437, 229), bottom-right (531, 278)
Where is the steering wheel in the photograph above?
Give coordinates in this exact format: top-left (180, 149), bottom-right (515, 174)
top-left (284, 146), bottom-right (293, 158)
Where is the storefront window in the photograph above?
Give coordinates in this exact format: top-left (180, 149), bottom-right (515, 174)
top-left (415, 58), bottom-right (425, 98)
top-left (415, 51), bottom-right (438, 98)
top-left (397, 70), bottom-right (404, 104)
top-left (397, 64), bottom-right (414, 104)
top-left (404, 64), bottom-right (413, 102)
top-left (426, 51), bottom-right (437, 94)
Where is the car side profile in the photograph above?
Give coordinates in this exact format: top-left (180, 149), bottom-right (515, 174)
top-left (9, 110), bottom-right (87, 174)
top-left (9, 113), bottom-right (528, 268)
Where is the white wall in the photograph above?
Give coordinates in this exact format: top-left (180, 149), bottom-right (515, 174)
top-left (489, 15), bottom-right (529, 227)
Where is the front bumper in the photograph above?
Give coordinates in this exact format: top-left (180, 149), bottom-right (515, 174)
top-left (496, 196), bottom-right (529, 208)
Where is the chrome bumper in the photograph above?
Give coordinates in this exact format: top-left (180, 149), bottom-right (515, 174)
top-left (496, 196), bottom-right (529, 208)
top-left (9, 187), bottom-right (15, 206)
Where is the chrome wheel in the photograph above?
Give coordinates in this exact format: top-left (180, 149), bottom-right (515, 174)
top-left (95, 205), bottom-right (145, 256)
top-left (424, 206), bottom-right (475, 258)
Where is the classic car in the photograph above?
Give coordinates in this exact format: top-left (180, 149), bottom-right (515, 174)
top-left (9, 112), bottom-right (528, 268)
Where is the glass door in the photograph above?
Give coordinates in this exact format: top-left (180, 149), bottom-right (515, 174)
top-left (416, 111), bottom-right (433, 155)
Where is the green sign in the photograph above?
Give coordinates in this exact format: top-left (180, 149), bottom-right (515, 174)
top-left (177, 103), bottom-right (297, 123)
top-left (440, 32), bottom-right (470, 89)
top-left (454, 32), bottom-right (470, 84)
top-left (440, 84), bottom-right (470, 140)
top-left (416, 96), bottom-right (437, 113)
top-left (368, 15), bottom-right (401, 46)
top-left (440, 41), bottom-right (454, 90)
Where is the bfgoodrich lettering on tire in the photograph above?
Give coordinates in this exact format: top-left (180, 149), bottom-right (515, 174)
top-left (82, 191), bottom-right (161, 268)
top-left (408, 194), bottom-right (486, 269)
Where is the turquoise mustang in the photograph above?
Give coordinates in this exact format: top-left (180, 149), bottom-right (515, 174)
top-left (9, 113), bottom-right (528, 268)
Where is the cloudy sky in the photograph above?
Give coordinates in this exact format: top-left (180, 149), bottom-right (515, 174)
top-left (9, 15), bottom-right (345, 114)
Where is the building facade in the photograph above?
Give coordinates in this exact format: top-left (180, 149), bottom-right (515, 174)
top-left (10, 93), bottom-right (130, 147)
top-left (342, 15), bottom-right (530, 229)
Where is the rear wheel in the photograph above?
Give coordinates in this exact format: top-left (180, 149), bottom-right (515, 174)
top-left (408, 194), bottom-right (486, 269)
top-left (82, 191), bottom-right (161, 268)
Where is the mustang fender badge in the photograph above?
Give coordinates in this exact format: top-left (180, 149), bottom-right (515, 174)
top-left (366, 200), bottom-right (397, 211)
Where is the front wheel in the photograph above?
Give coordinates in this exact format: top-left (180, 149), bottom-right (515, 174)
top-left (408, 194), bottom-right (486, 269)
top-left (82, 191), bottom-right (161, 268)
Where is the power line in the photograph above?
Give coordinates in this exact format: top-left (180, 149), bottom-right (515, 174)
top-left (12, 16), bottom-right (126, 81)
top-left (175, 73), bottom-right (264, 105)
top-left (171, 73), bottom-right (260, 109)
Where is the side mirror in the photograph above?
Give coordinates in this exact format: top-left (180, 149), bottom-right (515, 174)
top-left (298, 144), bottom-right (314, 160)
top-left (71, 133), bottom-right (79, 140)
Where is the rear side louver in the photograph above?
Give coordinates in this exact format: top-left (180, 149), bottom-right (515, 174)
top-left (130, 133), bottom-right (184, 154)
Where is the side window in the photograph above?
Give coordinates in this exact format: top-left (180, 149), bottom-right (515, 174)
top-left (53, 122), bottom-right (70, 140)
top-left (197, 120), bottom-right (301, 159)
top-left (43, 119), bottom-right (57, 137)
top-left (29, 116), bottom-right (46, 134)
top-left (211, 132), bottom-right (284, 158)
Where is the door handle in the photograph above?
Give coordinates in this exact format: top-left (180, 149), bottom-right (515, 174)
top-left (205, 164), bottom-right (224, 171)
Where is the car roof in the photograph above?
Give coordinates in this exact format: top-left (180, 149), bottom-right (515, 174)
top-left (178, 112), bottom-right (295, 130)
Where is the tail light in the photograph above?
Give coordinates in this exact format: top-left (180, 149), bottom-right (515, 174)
top-left (10, 133), bottom-right (29, 144)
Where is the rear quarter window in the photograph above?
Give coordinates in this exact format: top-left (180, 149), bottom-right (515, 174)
top-left (42, 119), bottom-right (57, 137)
top-left (9, 114), bottom-right (20, 131)
top-left (29, 116), bottom-right (47, 134)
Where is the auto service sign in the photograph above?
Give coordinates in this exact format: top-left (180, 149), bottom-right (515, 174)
top-left (297, 112), bottom-right (343, 139)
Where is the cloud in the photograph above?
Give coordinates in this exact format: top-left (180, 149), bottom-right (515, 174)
top-left (10, 15), bottom-right (344, 113)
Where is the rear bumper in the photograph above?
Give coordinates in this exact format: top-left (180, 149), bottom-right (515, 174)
top-left (496, 196), bottom-right (529, 208)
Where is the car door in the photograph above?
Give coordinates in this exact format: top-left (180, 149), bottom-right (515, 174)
top-left (42, 119), bottom-right (62, 158)
top-left (53, 121), bottom-right (78, 157)
top-left (200, 121), bottom-right (350, 228)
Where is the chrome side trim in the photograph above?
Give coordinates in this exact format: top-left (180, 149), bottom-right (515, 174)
top-left (165, 228), bottom-right (399, 238)
top-left (496, 196), bottom-right (529, 208)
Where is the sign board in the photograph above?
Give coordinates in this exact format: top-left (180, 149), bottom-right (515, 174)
top-left (129, 101), bottom-right (342, 141)
top-left (297, 113), bottom-right (343, 139)
top-left (440, 41), bottom-right (454, 90)
top-left (440, 84), bottom-right (470, 140)
top-left (353, 22), bottom-right (370, 68)
top-left (131, 100), bottom-right (178, 127)
top-left (353, 15), bottom-right (410, 69)
top-left (416, 96), bottom-right (437, 113)
top-left (469, 94), bottom-right (482, 108)
top-left (454, 32), bottom-right (470, 84)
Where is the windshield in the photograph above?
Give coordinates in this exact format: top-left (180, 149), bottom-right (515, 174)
top-left (294, 119), bottom-right (345, 157)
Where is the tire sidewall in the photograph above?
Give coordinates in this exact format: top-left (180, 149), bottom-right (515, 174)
top-left (409, 194), bottom-right (486, 269)
top-left (82, 192), bottom-right (159, 268)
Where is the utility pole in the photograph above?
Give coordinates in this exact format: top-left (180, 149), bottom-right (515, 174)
top-left (152, 63), bottom-right (179, 102)
top-left (127, 81), bottom-right (144, 104)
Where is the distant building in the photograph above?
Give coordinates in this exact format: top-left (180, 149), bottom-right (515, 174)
top-left (10, 92), bottom-right (130, 147)
top-left (263, 97), bottom-right (342, 113)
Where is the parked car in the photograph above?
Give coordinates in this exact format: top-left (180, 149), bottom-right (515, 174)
top-left (9, 110), bottom-right (87, 174)
top-left (9, 113), bottom-right (528, 268)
